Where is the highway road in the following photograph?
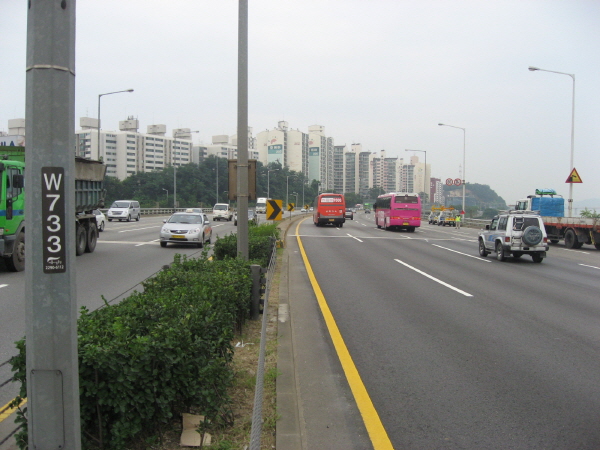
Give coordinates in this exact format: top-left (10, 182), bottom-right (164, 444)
top-left (293, 211), bottom-right (600, 449)
top-left (2, 210), bottom-right (599, 448)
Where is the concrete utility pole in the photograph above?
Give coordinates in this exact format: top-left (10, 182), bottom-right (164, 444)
top-left (25, 2), bottom-right (81, 449)
top-left (236, 0), bottom-right (249, 259)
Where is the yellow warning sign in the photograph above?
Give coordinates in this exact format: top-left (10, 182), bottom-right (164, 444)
top-left (565, 167), bottom-right (583, 183)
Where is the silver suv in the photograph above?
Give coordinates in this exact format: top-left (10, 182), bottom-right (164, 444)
top-left (478, 211), bottom-right (548, 263)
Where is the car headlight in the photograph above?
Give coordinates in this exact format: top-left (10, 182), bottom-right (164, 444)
top-left (161, 227), bottom-right (169, 233)
top-left (188, 228), bottom-right (201, 234)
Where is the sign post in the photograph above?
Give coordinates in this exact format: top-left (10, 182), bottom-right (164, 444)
top-left (266, 199), bottom-right (282, 221)
top-left (25, 2), bottom-right (81, 448)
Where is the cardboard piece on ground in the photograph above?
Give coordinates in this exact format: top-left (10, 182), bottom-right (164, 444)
top-left (180, 413), bottom-right (212, 447)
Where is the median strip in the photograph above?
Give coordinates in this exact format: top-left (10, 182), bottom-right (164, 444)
top-left (0, 398), bottom-right (27, 423)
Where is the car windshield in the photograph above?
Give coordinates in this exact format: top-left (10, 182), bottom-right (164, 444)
top-left (111, 201), bottom-right (130, 208)
top-left (168, 214), bottom-right (202, 224)
top-left (214, 205), bottom-right (227, 210)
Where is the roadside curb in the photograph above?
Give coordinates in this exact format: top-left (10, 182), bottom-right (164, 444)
top-left (275, 214), bottom-right (308, 450)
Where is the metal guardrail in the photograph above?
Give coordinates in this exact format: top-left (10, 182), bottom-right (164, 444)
top-left (0, 357), bottom-right (21, 448)
top-left (99, 207), bottom-right (213, 216)
top-left (420, 212), bottom-right (487, 229)
top-left (249, 240), bottom-right (278, 450)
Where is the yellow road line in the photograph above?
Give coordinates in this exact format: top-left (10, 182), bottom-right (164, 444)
top-left (295, 220), bottom-right (395, 450)
top-left (0, 398), bottom-right (27, 423)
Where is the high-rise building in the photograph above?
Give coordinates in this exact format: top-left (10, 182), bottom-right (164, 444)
top-left (76, 117), bottom-right (192, 179)
top-left (256, 121), bottom-right (288, 168)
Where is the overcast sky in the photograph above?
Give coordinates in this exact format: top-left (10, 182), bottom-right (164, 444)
top-left (2, 0), bottom-right (599, 208)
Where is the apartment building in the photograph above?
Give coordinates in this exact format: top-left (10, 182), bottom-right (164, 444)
top-left (76, 117), bottom-right (192, 179)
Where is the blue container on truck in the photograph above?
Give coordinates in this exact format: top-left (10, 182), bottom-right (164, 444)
top-left (530, 196), bottom-right (564, 217)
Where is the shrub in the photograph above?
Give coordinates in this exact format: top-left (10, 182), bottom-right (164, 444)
top-left (213, 223), bottom-right (279, 267)
top-left (10, 255), bottom-right (254, 450)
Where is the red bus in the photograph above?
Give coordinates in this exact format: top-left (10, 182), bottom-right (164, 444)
top-left (374, 192), bottom-right (421, 232)
top-left (313, 193), bottom-right (346, 227)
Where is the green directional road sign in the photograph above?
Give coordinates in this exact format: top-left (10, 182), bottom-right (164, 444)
top-left (266, 199), bottom-right (283, 221)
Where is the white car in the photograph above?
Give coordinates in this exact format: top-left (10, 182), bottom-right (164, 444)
top-left (160, 212), bottom-right (212, 248)
top-left (107, 200), bottom-right (141, 222)
top-left (93, 209), bottom-right (106, 231)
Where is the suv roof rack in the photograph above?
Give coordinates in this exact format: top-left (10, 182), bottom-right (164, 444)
top-left (502, 209), bottom-right (540, 215)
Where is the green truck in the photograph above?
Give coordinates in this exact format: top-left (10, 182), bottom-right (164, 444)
top-left (0, 146), bottom-right (106, 271)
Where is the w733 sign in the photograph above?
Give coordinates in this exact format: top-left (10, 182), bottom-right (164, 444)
top-left (42, 167), bottom-right (66, 273)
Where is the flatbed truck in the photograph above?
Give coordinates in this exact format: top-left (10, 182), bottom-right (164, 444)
top-left (515, 189), bottom-right (600, 250)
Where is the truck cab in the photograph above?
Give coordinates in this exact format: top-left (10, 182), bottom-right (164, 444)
top-left (0, 158), bottom-right (26, 271)
top-left (213, 203), bottom-right (233, 221)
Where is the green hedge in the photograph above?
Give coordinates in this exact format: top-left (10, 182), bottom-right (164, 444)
top-left (10, 255), bottom-right (254, 450)
top-left (213, 222), bottom-right (280, 267)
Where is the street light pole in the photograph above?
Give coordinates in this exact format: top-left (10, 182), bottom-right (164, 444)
top-left (267, 168), bottom-right (279, 199)
top-left (405, 149), bottom-right (427, 199)
top-left (97, 89), bottom-right (133, 161)
top-left (162, 188), bottom-right (168, 206)
top-left (292, 192), bottom-right (298, 218)
top-left (216, 158), bottom-right (219, 203)
top-left (286, 175), bottom-right (296, 212)
top-left (438, 123), bottom-right (466, 214)
top-left (172, 130), bottom-right (199, 212)
top-left (528, 66), bottom-right (576, 217)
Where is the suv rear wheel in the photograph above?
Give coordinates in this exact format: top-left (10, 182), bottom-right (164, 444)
top-left (531, 253), bottom-right (543, 263)
top-left (496, 241), bottom-right (506, 261)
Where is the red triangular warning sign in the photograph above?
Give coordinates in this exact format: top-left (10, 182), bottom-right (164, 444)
top-left (565, 168), bottom-right (582, 183)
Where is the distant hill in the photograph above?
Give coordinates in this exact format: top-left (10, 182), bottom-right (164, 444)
top-left (574, 198), bottom-right (600, 210)
top-left (565, 198), bottom-right (600, 217)
top-left (443, 183), bottom-right (507, 209)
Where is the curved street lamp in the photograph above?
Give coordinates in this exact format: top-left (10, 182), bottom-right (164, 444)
top-left (173, 130), bottom-right (199, 212)
top-left (529, 66), bottom-right (576, 217)
top-left (438, 123), bottom-right (466, 214)
top-left (286, 175), bottom-right (297, 211)
top-left (97, 89), bottom-right (134, 160)
top-left (267, 168), bottom-right (279, 199)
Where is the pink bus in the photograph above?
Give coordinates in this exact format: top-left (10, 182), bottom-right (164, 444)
top-left (374, 192), bottom-right (422, 232)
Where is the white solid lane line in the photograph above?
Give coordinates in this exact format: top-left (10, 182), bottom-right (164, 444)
top-left (431, 244), bottom-right (491, 262)
top-left (394, 258), bottom-right (473, 297)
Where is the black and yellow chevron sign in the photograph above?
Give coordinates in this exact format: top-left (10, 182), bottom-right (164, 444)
top-left (266, 199), bottom-right (283, 221)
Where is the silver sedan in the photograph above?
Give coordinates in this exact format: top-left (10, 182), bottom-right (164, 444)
top-left (159, 212), bottom-right (212, 248)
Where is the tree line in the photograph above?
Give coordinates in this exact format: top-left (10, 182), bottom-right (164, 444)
top-left (104, 157), bottom-right (322, 209)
